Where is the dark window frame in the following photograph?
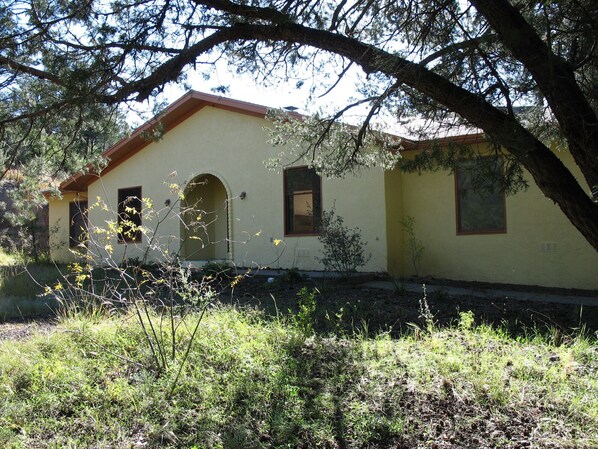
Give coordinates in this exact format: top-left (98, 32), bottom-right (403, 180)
top-left (69, 200), bottom-right (88, 248)
top-left (117, 186), bottom-right (142, 243)
top-left (454, 159), bottom-right (507, 235)
top-left (283, 166), bottom-right (322, 236)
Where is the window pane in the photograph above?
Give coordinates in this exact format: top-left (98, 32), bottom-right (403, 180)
top-left (457, 160), bottom-right (506, 233)
top-left (291, 192), bottom-right (314, 233)
top-left (285, 167), bottom-right (321, 235)
top-left (118, 187), bottom-right (142, 242)
top-left (69, 201), bottom-right (88, 248)
top-left (286, 168), bottom-right (321, 193)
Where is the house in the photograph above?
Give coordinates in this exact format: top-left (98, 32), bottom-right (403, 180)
top-left (48, 91), bottom-right (598, 290)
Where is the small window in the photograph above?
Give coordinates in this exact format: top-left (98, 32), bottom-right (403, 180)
top-left (118, 187), bottom-right (142, 243)
top-left (455, 159), bottom-right (506, 234)
top-left (69, 201), bottom-right (88, 248)
top-left (284, 167), bottom-right (322, 235)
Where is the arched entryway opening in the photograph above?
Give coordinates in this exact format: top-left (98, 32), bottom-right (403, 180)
top-left (180, 174), bottom-right (230, 262)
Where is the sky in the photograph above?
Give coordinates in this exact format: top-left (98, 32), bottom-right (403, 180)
top-left (126, 59), bottom-right (478, 140)
top-left (127, 58), bottom-right (375, 128)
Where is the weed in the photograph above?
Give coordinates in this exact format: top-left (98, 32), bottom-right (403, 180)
top-left (391, 277), bottom-right (407, 296)
top-left (419, 284), bottom-right (435, 331)
top-left (325, 304), bottom-right (347, 336)
top-left (458, 310), bottom-right (475, 331)
top-left (401, 215), bottom-right (424, 277)
top-left (42, 182), bottom-right (250, 397)
top-left (292, 287), bottom-right (318, 336)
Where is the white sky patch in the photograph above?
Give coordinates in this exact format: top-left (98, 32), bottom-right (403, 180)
top-left (125, 56), bottom-right (478, 140)
top-left (126, 57), bottom-right (375, 127)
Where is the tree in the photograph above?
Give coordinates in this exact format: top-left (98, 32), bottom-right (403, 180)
top-left (1, 82), bottom-right (127, 184)
top-left (1, 0), bottom-right (597, 250)
top-left (0, 65), bottom-right (127, 257)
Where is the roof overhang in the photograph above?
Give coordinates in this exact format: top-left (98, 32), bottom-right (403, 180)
top-left (59, 91), bottom-right (272, 192)
top-left (59, 90), bottom-right (487, 193)
top-left (400, 132), bottom-right (486, 151)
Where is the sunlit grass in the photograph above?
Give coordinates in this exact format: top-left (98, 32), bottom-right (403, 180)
top-left (0, 307), bottom-right (596, 448)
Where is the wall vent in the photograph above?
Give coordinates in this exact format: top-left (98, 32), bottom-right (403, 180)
top-left (540, 242), bottom-right (558, 253)
top-left (297, 248), bottom-right (310, 258)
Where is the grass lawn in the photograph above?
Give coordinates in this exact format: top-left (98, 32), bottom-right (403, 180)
top-left (0, 304), bottom-right (596, 448)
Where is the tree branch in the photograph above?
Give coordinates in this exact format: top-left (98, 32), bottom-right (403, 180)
top-left (192, 0), bottom-right (294, 24)
top-left (0, 56), bottom-right (63, 85)
top-left (419, 32), bottom-right (495, 66)
top-left (469, 0), bottom-right (598, 188)
top-left (153, 19), bottom-right (596, 250)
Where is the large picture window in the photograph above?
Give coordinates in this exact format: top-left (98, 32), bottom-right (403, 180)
top-left (284, 167), bottom-right (322, 235)
top-left (118, 187), bottom-right (142, 243)
top-left (455, 160), bottom-right (506, 234)
top-left (69, 201), bottom-right (88, 248)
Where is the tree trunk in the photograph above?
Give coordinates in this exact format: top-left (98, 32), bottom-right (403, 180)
top-left (470, 0), bottom-right (598, 189)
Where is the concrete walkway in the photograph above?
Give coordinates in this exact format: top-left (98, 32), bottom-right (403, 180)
top-left (362, 280), bottom-right (598, 307)
top-left (250, 269), bottom-right (598, 307)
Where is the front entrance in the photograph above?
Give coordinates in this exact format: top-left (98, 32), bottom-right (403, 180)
top-left (180, 174), bottom-right (229, 262)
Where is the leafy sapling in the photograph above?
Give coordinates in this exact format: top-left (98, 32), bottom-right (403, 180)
top-left (317, 206), bottom-right (371, 276)
top-left (401, 215), bottom-right (424, 278)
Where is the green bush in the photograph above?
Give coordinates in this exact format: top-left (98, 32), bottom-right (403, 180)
top-left (201, 261), bottom-right (232, 281)
top-left (280, 267), bottom-right (303, 285)
top-left (317, 207), bottom-right (371, 275)
top-left (292, 287), bottom-right (317, 335)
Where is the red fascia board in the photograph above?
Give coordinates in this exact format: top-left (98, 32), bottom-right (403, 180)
top-left (414, 132), bottom-right (486, 148)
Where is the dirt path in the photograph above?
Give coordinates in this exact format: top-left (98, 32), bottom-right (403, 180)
top-left (2, 279), bottom-right (596, 341)
top-left (0, 319), bottom-right (57, 341)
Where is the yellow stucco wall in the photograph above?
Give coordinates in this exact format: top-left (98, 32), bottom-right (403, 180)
top-left (385, 146), bottom-right (598, 290)
top-left (384, 169), bottom-right (403, 277)
top-left (48, 105), bottom-right (597, 289)
top-left (50, 106), bottom-right (388, 272)
top-left (48, 192), bottom-right (87, 262)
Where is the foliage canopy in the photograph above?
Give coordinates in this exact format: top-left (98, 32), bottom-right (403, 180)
top-left (1, 0), bottom-right (597, 249)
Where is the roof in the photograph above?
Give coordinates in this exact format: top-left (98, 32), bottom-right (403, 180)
top-left (59, 91), bottom-right (275, 192)
top-left (59, 90), bottom-right (486, 193)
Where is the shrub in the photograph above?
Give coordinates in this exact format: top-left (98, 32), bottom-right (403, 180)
top-left (401, 215), bottom-right (424, 277)
top-left (317, 206), bottom-right (371, 276)
top-left (280, 267), bottom-right (303, 285)
top-left (201, 261), bottom-right (232, 281)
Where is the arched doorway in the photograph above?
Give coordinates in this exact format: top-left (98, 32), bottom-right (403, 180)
top-left (180, 174), bottom-right (230, 262)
